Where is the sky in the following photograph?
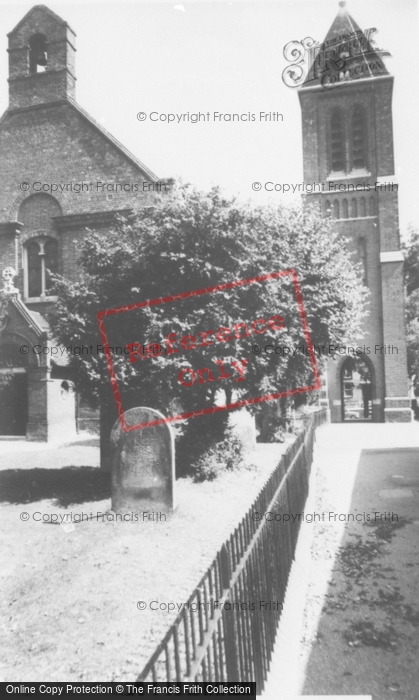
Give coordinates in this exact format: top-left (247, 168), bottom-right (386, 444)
top-left (0, 0), bottom-right (418, 233)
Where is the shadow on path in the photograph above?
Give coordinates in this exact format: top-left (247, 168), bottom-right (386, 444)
top-left (302, 447), bottom-right (419, 699)
top-left (0, 466), bottom-right (110, 506)
top-left (60, 438), bottom-right (100, 448)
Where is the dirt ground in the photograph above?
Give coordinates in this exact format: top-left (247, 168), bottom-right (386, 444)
top-left (0, 435), bottom-right (288, 682)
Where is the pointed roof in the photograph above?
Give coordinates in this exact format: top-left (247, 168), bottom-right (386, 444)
top-left (10, 296), bottom-right (49, 337)
top-left (300, 1), bottom-right (389, 90)
top-left (8, 5), bottom-right (75, 37)
top-left (323, 0), bottom-right (363, 44)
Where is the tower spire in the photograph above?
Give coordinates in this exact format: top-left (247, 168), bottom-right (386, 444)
top-left (299, 1), bottom-right (388, 89)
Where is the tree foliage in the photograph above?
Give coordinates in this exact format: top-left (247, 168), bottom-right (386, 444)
top-left (49, 182), bottom-right (366, 455)
top-left (403, 225), bottom-right (419, 383)
top-left (403, 224), bottom-right (419, 297)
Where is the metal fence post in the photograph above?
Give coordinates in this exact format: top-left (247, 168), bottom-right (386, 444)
top-left (220, 544), bottom-right (240, 680)
top-left (136, 409), bottom-right (329, 686)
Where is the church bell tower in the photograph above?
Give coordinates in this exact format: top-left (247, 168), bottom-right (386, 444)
top-left (298, 1), bottom-right (411, 422)
top-left (7, 4), bottom-right (76, 110)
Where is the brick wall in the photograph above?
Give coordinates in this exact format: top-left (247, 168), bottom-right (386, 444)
top-left (18, 192), bottom-right (61, 230)
top-left (374, 81), bottom-right (395, 177)
top-left (0, 102), bottom-right (156, 289)
top-left (378, 190), bottom-right (400, 251)
top-left (0, 5), bottom-right (160, 441)
top-left (0, 103), bottom-right (155, 221)
top-left (298, 72), bottom-right (409, 421)
top-left (8, 5), bottom-right (77, 108)
top-left (381, 261), bottom-right (409, 396)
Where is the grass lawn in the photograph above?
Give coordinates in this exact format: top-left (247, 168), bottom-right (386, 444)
top-left (0, 435), bottom-right (291, 682)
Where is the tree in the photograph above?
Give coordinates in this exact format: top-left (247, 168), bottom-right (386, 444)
top-left (49, 182), bottom-right (367, 469)
top-left (402, 225), bottom-right (419, 393)
top-left (403, 224), bottom-right (419, 297)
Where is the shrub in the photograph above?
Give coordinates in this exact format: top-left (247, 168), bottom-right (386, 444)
top-left (193, 428), bottom-right (245, 482)
top-left (263, 424), bottom-right (286, 443)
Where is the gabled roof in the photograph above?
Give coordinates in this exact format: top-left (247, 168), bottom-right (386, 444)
top-left (8, 4), bottom-right (76, 37)
top-left (4, 5), bottom-right (157, 182)
top-left (68, 99), bottom-right (158, 182)
top-left (300, 1), bottom-right (390, 90)
top-left (11, 296), bottom-right (49, 337)
top-left (0, 98), bottom-right (159, 183)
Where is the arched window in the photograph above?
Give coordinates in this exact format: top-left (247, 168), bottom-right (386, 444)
top-left (29, 34), bottom-right (48, 74)
top-left (360, 197), bottom-right (366, 217)
top-left (333, 199), bottom-right (340, 219)
top-left (351, 106), bottom-right (367, 170)
top-left (325, 199), bottom-right (331, 216)
top-left (351, 198), bottom-right (358, 218)
top-left (27, 241), bottom-right (43, 297)
top-left (25, 237), bottom-right (58, 298)
top-left (358, 237), bottom-right (367, 286)
top-left (342, 199), bottom-right (348, 218)
top-left (19, 194), bottom-right (61, 300)
top-left (369, 197), bottom-right (375, 216)
top-left (44, 239), bottom-right (59, 293)
top-left (330, 110), bottom-right (345, 172)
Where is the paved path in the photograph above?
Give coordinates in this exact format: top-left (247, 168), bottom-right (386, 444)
top-left (263, 422), bottom-right (419, 700)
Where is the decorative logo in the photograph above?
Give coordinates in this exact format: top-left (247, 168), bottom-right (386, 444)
top-left (282, 37), bottom-right (321, 89)
top-left (282, 27), bottom-right (390, 91)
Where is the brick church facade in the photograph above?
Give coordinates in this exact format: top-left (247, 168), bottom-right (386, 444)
top-left (0, 5), bottom-right (157, 440)
top-left (298, 2), bottom-right (411, 422)
top-left (0, 3), bottom-right (412, 441)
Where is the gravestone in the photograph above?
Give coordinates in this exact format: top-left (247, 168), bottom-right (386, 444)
top-left (229, 408), bottom-right (256, 449)
top-left (110, 407), bottom-right (175, 514)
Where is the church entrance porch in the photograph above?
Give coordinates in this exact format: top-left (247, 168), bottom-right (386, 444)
top-left (341, 356), bottom-right (373, 422)
top-left (0, 343), bottom-right (29, 436)
top-left (0, 371), bottom-right (28, 436)
top-left (0, 336), bottom-right (78, 442)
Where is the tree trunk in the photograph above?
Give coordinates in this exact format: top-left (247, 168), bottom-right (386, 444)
top-left (99, 385), bottom-right (118, 471)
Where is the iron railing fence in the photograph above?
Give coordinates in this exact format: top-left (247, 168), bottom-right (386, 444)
top-left (137, 408), bottom-right (328, 690)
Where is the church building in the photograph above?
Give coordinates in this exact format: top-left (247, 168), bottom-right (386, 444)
top-left (0, 3), bottom-right (412, 441)
top-left (298, 2), bottom-right (412, 422)
top-left (0, 5), bottom-right (157, 440)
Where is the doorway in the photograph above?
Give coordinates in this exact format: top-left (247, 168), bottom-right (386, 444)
top-left (0, 343), bottom-right (29, 436)
top-left (0, 371), bottom-right (28, 435)
top-left (341, 356), bottom-right (373, 422)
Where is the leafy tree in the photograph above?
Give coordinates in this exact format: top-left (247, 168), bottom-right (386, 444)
top-left (403, 226), bottom-right (419, 389)
top-left (406, 291), bottom-right (419, 383)
top-left (49, 182), bottom-right (366, 469)
top-left (403, 224), bottom-right (419, 296)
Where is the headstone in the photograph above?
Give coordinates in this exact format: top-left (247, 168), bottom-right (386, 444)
top-left (111, 407), bottom-right (175, 514)
top-left (229, 408), bottom-right (256, 449)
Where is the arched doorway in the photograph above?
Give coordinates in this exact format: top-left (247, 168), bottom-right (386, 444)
top-left (341, 356), bottom-right (373, 422)
top-left (0, 344), bottom-right (29, 436)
